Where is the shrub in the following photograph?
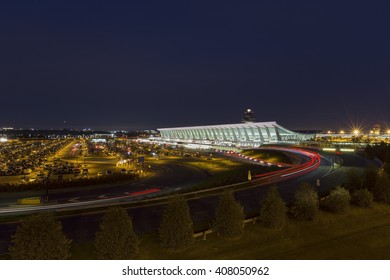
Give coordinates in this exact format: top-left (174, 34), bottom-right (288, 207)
top-left (363, 166), bottom-right (378, 192)
top-left (372, 172), bottom-right (390, 203)
top-left (351, 188), bottom-right (373, 207)
top-left (159, 196), bottom-right (193, 250)
top-left (95, 207), bottom-right (140, 259)
top-left (259, 186), bottom-right (287, 228)
top-left (9, 212), bottom-right (71, 259)
top-left (291, 182), bottom-right (319, 220)
top-left (321, 186), bottom-right (351, 213)
top-left (346, 170), bottom-right (362, 191)
top-left (213, 191), bottom-right (245, 238)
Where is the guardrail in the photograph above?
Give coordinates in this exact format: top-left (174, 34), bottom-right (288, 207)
top-left (193, 216), bottom-right (259, 240)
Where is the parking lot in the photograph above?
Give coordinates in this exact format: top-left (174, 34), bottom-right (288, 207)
top-left (0, 137), bottom-right (214, 188)
top-left (0, 138), bottom-right (143, 187)
top-left (0, 139), bottom-right (71, 184)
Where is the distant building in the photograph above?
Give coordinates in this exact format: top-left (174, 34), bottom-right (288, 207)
top-left (373, 124), bottom-right (381, 135)
top-left (91, 133), bottom-right (115, 139)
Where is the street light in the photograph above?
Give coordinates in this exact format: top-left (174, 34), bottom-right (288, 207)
top-left (43, 172), bottom-right (51, 203)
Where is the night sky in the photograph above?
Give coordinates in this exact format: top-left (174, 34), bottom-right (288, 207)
top-left (1, 1), bottom-right (390, 131)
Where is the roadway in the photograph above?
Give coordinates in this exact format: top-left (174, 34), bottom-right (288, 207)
top-left (0, 146), bottom-right (318, 213)
top-left (0, 148), bottom-right (375, 254)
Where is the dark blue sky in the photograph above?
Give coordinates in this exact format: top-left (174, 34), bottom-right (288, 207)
top-left (1, 0), bottom-right (389, 131)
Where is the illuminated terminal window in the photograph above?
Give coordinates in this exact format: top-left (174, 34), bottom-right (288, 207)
top-left (157, 121), bottom-right (313, 148)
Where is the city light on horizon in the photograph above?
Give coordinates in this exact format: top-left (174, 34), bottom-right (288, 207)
top-left (353, 129), bottom-right (360, 136)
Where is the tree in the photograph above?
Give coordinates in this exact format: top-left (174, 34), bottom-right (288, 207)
top-left (9, 212), bottom-right (71, 259)
top-left (94, 207), bottom-right (140, 259)
top-left (384, 148), bottom-right (390, 177)
top-left (213, 191), bottom-right (245, 238)
top-left (372, 172), bottom-right (390, 203)
top-left (351, 188), bottom-right (373, 207)
top-left (346, 170), bottom-right (362, 191)
top-left (159, 196), bottom-right (193, 250)
top-left (321, 186), bottom-right (351, 213)
top-left (259, 185), bottom-right (287, 228)
top-left (363, 166), bottom-right (378, 192)
top-left (291, 182), bottom-right (319, 220)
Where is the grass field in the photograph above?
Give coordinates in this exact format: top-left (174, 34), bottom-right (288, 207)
top-left (175, 155), bottom-right (278, 190)
top-left (65, 202), bottom-right (390, 260)
top-left (242, 149), bottom-right (293, 165)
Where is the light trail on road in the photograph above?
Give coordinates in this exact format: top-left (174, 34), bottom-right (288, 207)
top-left (221, 146), bottom-right (321, 184)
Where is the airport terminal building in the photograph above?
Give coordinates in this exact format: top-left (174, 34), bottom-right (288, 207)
top-left (157, 121), bottom-right (314, 148)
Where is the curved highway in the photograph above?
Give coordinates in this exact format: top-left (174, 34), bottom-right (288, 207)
top-left (0, 146), bottom-right (320, 215)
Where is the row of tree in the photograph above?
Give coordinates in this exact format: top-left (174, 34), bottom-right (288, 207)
top-left (346, 167), bottom-right (390, 204)
top-left (9, 176), bottom-right (385, 259)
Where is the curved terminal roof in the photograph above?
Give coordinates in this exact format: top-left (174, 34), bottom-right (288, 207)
top-left (159, 121), bottom-right (284, 131)
top-left (157, 121), bottom-right (313, 147)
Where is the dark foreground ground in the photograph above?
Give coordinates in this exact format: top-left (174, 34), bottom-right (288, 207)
top-left (70, 202), bottom-right (390, 260)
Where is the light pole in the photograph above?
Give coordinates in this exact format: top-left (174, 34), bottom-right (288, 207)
top-left (44, 172), bottom-right (51, 203)
top-left (316, 179), bottom-right (320, 195)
